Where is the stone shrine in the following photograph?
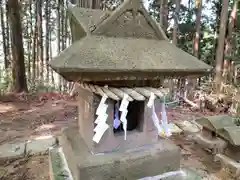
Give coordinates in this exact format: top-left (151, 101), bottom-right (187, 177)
top-left (195, 115), bottom-right (240, 177)
top-left (49, 0), bottom-right (211, 179)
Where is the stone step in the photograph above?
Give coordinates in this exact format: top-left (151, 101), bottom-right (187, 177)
top-left (138, 168), bottom-right (202, 180)
top-left (175, 120), bottom-right (200, 134)
top-left (168, 123), bottom-right (183, 135)
top-left (195, 133), bottom-right (227, 154)
top-left (215, 153), bottom-right (240, 178)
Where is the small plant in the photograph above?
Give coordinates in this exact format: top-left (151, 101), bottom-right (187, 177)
top-left (234, 117), bottom-right (240, 126)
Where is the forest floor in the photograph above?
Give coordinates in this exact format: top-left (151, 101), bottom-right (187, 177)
top-left (0, 93), bottom-right (233, 180)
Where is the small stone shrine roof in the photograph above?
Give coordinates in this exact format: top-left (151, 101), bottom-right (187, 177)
top-left (49, 0), bottom-right (212, 82)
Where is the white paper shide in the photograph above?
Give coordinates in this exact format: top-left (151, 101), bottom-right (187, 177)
top-left (93, 94), bottom-right (109, 143)
top-left (119, 93), bottom-right (129, 140)
top-left (148, 94), bottom-right (171, 137)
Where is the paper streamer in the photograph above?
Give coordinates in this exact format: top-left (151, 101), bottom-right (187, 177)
top-left (150, 95), bottom-right (171, 137)
top-left (93, 94), bottom-right (109, 143)
top-left (119, 93), bottom-right (129, 140)
top-left (147, 92), bottom-right (156, 108)
top-left (93, 123), bottom-right (109, 143)
top-left (151, 104), bottom-right (164, 135)
top-left (161, 101), bottom-right (171, 137)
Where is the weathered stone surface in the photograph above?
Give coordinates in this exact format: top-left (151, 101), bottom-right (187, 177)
top-left (49, 147), bottom-right (72, 180)
top-left (27, 136), bottom-right (56, 155)
top-left (195, 133), bottom-right (228, 154)
top-left (215, 153), bottom-right (240, 178)
top-left (60, 127), bottom-right (181, 180)
top-left (175, 121), bottom-right (200, 134)
top-left (50, 0), bottom-right (211, 82)
top-left (139, 168), bottom-right (201, 180)
top-left (195, 115), bottom-right (235, 132)
top-left (168, 123), bottom-right (183, 134)
top-left (0, 142), bottom-right (25, 159)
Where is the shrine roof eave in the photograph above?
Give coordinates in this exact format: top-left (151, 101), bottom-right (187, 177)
top-left (49, 36), bottom-right (212, 79)
top-left (50, 68), bottom-right (211, 82)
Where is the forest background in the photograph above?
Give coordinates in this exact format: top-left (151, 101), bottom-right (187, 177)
top-left (0, 0), bottom-right (238, 95)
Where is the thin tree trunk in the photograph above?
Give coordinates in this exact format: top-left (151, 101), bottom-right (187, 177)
top-left (214, 0), bottom-right (229, 90)
top-left (27, 0), bottom-right (33, 80)
top-left (0, 0), bottom-right (9, 69)
top-left (5, 1), bottom-right (11, 67)
top-left (37, 0), bottom-right (44, 82)
top-left (193, 0), bottom-right (202, 58)
top-left (57, 0), bottom-right (62, 91)
top-left (172, 0), bottom-right (180, 45)
top-left (223, 1), bottom-right (238, 83)
top-left (45, 0), bottom-right (50, 84)
top-left (162, 0), bottom-right (168, 33)
top-left (192, 0), bottom-right (202, 89)
top-left (32, 3), bottom-right (38, 84)
top-left (7, 0), bottom-right (28, 93)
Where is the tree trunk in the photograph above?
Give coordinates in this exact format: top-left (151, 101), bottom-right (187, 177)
top-left (0, 0), bottom-right (9, 69)
top-left (214, 0), bottom-right (229, 90)
top-left (223, 1), bottom-right (238, 83)
top-left (37, 0), bottom-right (44, 82)
top-left (32, 3), bottom-right (38, 84)
top-left (162, 0), bottom-right (168, 33)
top-left (57, 0), bottom-right (62, 91)
top-left (7, 0), bottom-right (28, 93)
top-left (172, 0), bottom-right (180, 45)
top-left (45, 0), bottom-right (50, 84)
top-left (193, 0), bottom-right (202, 58)
top-left (27, 0), bottom-right (33, 80)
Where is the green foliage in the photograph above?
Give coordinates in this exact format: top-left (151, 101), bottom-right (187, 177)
top-left (234, 117), bottom-right (240, 126)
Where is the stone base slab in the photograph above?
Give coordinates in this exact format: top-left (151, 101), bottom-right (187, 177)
top-left (215, 153), bottom-right (240, 178)
top-left (195, 133), bottom-right (227, 154)
top-left (59, 127), bottom-right (181, 180)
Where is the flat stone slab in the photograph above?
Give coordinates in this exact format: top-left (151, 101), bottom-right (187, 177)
top-left (176, 121), bottom-right (200, 134)
top-left (139, 168), bottom-right (201, 180)
top-left (0, 136), bottom-right (56, 159)
top-left (168, 123), bottom-right (183, 134)
top-left (0, 142), bottom-right (25, 159)
top-left (27, 136), bottom-right (56, 155)
top-left (59, 127), bottom-right (181, 180)
top-left (215, 153), bottom-right (240, 178)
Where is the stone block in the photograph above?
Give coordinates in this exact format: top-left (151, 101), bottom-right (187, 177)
top-left (27, 136), bottom-right (56, 155)
top-left (168, 123), bottom-right (183, 135)
top-left (175, 121), bottom-right (200, 134)
top-left (0, 142), bottom-right (25, 159)
top-left (195, 133), bottom-right (227, 154)
top-left (60, 127), bottom-right (181, 180)
top-left (49, 147), bottom-right (72, 180)
top-left (215, 153), bottom-right (240, 178)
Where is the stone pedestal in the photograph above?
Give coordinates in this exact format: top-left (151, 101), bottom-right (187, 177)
top-left (60, 127), bottom-right (181, 180)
